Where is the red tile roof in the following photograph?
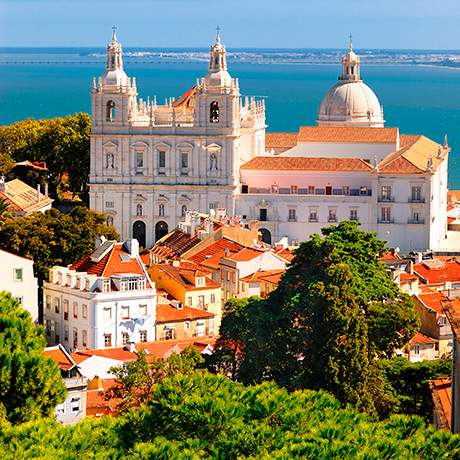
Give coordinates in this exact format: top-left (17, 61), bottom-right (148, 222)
top-left (297, 126), bottom-right (398, 143)
top-left (240, 269), bottom-right (285, 284)
top-left (240, 156), bottom-right (373, 172)
top-left (380, 251), bottom-right (401, 261)
top-left (70, 242), bottom-right (147, 280)
top-left (265, 132), bottom-right (298, 149)
top-left (416, 290), bottom-right (449, 315)
top-left (86, 378), bottom-right (120, 417)
top-left (413, 260), bottom-right (460, 285)
top-left (150, 230), bottom-right (201, 262)
top-left (430, 377), bottom-right (452, 430)
top-left (399, 272), bottom-right (418, 282)
top-left (188, 238), bottom-right (244, 268)
top-left (409, 331), bottom-right (438, 344)
top-left (399, 134), bottom-right (421, 148)
top-left (156, 304), bottom-right (215, 323)
top-left (275, 247), bottom-right (295, 262)
top-left (44, 345), bottom-right (77, 371)
top-left (227, 247), bottom-right (265, 262)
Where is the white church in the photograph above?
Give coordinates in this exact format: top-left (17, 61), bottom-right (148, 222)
top-left (89, 31), bottom-right (449, 252)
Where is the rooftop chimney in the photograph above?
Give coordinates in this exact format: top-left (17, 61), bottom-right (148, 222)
top-left (126, 238), bottom-right (139, 258)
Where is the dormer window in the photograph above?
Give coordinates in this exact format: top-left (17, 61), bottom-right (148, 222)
top-left (210, 101), bottom-right (220, 123)
top-left (196, 276), bottom-right (205, 287)
top-left (102, 279), bottom-right (111, 293)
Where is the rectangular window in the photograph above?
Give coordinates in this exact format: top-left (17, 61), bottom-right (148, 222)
top-left (122, 332), bottom-right (130, 345)
top-left (259, 208), bottom-right (267, 221)
top-left (121, 305), bottom-right (130, 320)
top-left (46, 320), bottom-right (51, 335)
top-left (290, 185), bottom-right (298, 194)
top-left (309, 209), bottom-right (318, 222)
top-left (73, 329), bottom-right (78, 349)
top-left (413, 344), bottom-right (420, 355)
top-left (381, 207), bottom-right (391, 222)
top-left (104, 333), bottom-right (112, 347)
top-left (73, 302), bottom-right (78, 319)
top-left (136, 152), bottom-right (144, 169)
top-left (64, 326), bottom-right (69, 342)
top-left (139, 304), bottom-right (147, 316)
top-left (411, 186), bottom-right (422, 202)
top-left (82, 304), bottom-right (88, 319)
top-left (350, 209), bottom-right (358, 221)
top-left (139, 330), bottom-right (147, 342)
top-left (46, 295), bottom-right (51, 310)
top-left (328, 209), bottom-right (337, 223)
top-left (198, 295), bottom-right (205, 309)
top-left (210, 293), bottom-right (216, 304)
top-left (70, 397), bottom-right (81, 413)
top-left (105, 201), bottom-right (114, 208)
top-left (158, 151), bottom-right (166, 169)
top-left (54, 298), bottom-right (60, 314)
top-left (103, 307), bottom-right (112, 321)
top-left (13, 268), bottom-right (23, 282)
top-left (308, 185), bottom-right (315, 195)
top-left (342, 186), bottom-right (350, 195)
top-left (288, 209), bottom-right (296, 221)
top-left (102, 279), bottom-right (111, 293)
top-left (14, 296), bottom-right (23, 305)
top-left (413, 211), bottom-right (421, 223)
top-left (380, 185), bottom-right (392, 201)
top-left (184, 321), bottom-right (190, 330)
top-left (64, 300), bottom-right (69, 320)
top-left (187, 296), bottom-right (193, 306)
top-left (82, 330), bottom-right (87, 347)
top-left (181, 152), bottom-right (189, 169)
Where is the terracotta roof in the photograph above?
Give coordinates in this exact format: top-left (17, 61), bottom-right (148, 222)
top-left (378, 135), bottom-right (448, 174)
top-left (399, 272), bottom-right (418, 282)
top-left (227, 247), bottom-right (265, 262)
top-left (380, 251), bottom-right (401, 261)
top-left (413, 259), bottom-right (460, 285)
top-left (86, 378), bottom-right (120, 417)
top-left (416, 290), bottom-right (449, 315)
top-left (44, 344), bottom-right (78, 371)
top-left (0, 178), bottom-right (53, 213)
top-left (430, 377), bottom-right (452, 430)
top-left (265, 132), bottom-right (298, 149)
top-left (14, 160), bottom-right (48, 171)
top-left (399, 134), bottom-right (421, 148)
top-left (240, 269), bottom-right (285, 284)
top-left (70, 242), bottom-right (148, 280)
top-left (150, 230), bottom-right (201, 262)
top-left (188, 238), bottom-right (244, 268)
top-left (156, 304), bottom-right (215, 323)
top-left (409, 331), bottom-right (438, 344)
top-left (297, 126), bottom-right (399, 143)
top-left (240, 156), bottom-right (373, 172)
top-left (172, 86), bottom-right (196, 109)
top-left (274, 247), bottom-right (294, 262)
top-left (443, 298), bottom-right (460, 339)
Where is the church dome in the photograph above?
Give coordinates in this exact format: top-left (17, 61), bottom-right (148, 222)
top-left (101, 29), bottom-right (129, 87)
top-left (317, 38), bottom-right (384, 127)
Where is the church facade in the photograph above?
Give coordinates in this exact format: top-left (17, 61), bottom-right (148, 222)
top-left (89, 33), bottom-right (449, 252)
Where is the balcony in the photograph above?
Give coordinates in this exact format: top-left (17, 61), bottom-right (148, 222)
top-left (408, 197), bottom-right (425, 203)
top-left (247, 187), bottom-right (372, 197)
top-left (408, 218), bottom-right (425, 224)
top-left (378, 196), bottom-right (395, 203)
top-left (328, 217), bottom-right (338, 223)
top-left (309, 217), bottom-right (319, 223)
top-left (378, 219), bottom-right (395, 224)
top-left (288, 217), bottom-right (297, 222)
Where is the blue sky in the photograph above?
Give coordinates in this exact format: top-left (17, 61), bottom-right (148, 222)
top-left (1, 0), bottom-right (460, 49)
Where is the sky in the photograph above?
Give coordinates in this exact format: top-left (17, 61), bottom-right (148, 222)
top-left (1, 0), bottom-right (460, 49)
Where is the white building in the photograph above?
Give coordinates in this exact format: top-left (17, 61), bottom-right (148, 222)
top-left (89, 32), bottom-right (449, 253)
top-left (0, 249), bottom-right (39, 323)
top-left (44, 239), bottom-right (156, 350)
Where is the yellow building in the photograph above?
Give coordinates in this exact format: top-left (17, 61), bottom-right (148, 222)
top-left (148, 261), bottom-right (223, 332)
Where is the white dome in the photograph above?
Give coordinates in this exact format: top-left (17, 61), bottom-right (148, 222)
top-left (317, 80), bottom-right (384, 127)
top-left (102, 68), bottom-right (129, 86)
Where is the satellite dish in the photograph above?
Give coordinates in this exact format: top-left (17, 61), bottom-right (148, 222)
top-left (209, 208), bottom-right (216, 217)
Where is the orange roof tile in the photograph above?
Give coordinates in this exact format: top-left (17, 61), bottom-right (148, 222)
top-left (416, 290), bottom-right (449, 315)
top-left (413, 260), bottom-right (460, 285)
top-left (189, 238), bottom-right (244, 267)
top-left (156, 304), bottom-right (215, 323)
top-left (409, 331), bottom-right (438, 344)
top-left (430, 377), bottom-right (452, 430)
top-left (172, 86), bottom-right (196, 109)
top-left (399, 134), bottom-right (421, 148)
top-left (227, 247), bottom-right (265, 262)
top-left (240, 156), bottom-right (373, 172)
top-left (275, 247), bottom-right (295, 262)
top-left (265, 132), bottom-right (298, 149)
top-left (399, 272), bottom-right (418, 282)
top-left (44, 345), bottom-right (77, 371)
top-left (380, 251), bottom-right (402, 261)
top-left (86, 378), bottom-right (120, 417)
top-left (297, 126), bottom-right (399, 143)
top-left (240, 269), bottom-right (285, 284)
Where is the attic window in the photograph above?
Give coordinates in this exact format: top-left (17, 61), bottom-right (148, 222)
top-left (196, 276), bottom-right (205, 287)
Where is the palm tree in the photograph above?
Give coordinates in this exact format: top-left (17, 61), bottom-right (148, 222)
top-left (0, 197), bottom-right (12, 227)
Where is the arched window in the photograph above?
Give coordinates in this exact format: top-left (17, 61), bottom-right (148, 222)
top-left (181, 205), bottom-right (187, 217)
top-left (107, 216), bottom-right (114, 226)
top-left (159, 204), bottom-right (165, 217)
top-left (136, 204), bottom-right (143, 216)
top-left (106, 100), bottom-right (116, 122)
top-left (210, 101), bottom-right (220, 124)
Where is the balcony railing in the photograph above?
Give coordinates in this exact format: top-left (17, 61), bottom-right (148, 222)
top-left (408, 197), bottom-right (425, 203)
top-left (378, 196), bottom-right (395, 202)
top-left (328, 217), bottom-right (338, 223)
top-left (378, 219), bottom-right (395, 224)
top-left (408, 218), bottom-right (425, 224)
top-left (247, 187), bottom-right (372, 197)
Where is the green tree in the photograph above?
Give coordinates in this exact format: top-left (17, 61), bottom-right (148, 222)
top-left (0, 207), bottom-right (119, 282)
top-left (105, 346), bottom-right (204, 412)
top-left (0, 113), bottom-right (91, 198)
top-left (0, 197), bottom-right (12, 228)
top-left (213, 222), bottom-right (420, 416)
top-left (0, 292), bottom-right (66, 424)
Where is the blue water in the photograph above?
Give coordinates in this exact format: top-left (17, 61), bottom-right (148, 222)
top-left (1, 51), bottom-right (460, 187)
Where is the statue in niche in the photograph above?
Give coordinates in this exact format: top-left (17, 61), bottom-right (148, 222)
top-left (209, 152), bottom-right (218, 172)
top-left (106, 153), bottom-right (115, 169)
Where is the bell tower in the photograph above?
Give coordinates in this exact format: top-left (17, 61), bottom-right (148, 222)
top-left (194, 29), bottom-right (240, 130)
top-left (91, 28), bottom-right (138, 127)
